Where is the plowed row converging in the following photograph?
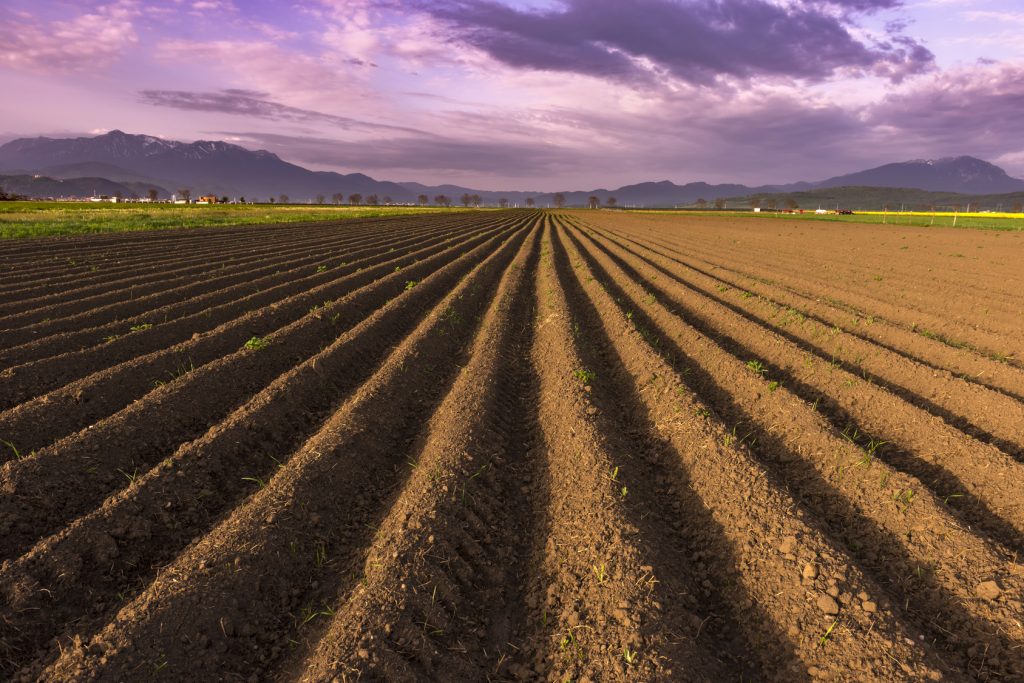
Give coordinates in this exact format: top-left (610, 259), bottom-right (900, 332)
top-left (1, 211), bottom-right (1020, 682)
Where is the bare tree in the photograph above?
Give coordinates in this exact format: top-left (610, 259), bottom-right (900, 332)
top-left (588, 195), bottom-right (599, 209)
top-left (749, 198), bottom-right (760, 209)
top-left (418, 194), bottom-right (429, 206)
top-left (279, 194), bottom-right (290, 204)
top-left (349, 193), bottom-right (363, 205)
top-left (499, 197), bottom-right (509, 208)
top-left (695, 198), bottom-right (707, 209)
top-left (316, 194), bottom-right (325, 205)
top-left (785, 198), bottom-right (799, 210)
top-left (606, 196), bottom-right (617, 207)
top-left (366, 194), bottom-right (379, 205)
top-left (435, 194), bottom-right (450, 207)
top-left (382, 195), bottom-right (392, 205)
top-left (178, 188), bottom-right (191, 202)
top-left (713, 198), bottom-right (726, 210)
top-left (147, 188), bottom-right (159, 202)
top-left (332, 193), bottom-right (344, 204)
top-left (553, 192), bottom-right (566, 208)
top-left (460, 193), bottom-right (472, 207)
top-left (269, 197), bottom-right (275, 204)
top-left (525, 197), bottom-right (536, 208)
top-left (220, 196), bottom-right (229, 204)
top-left (470, 194), bottom-right (481, 207)
top-left (766, 198), bottom-right (778, 210)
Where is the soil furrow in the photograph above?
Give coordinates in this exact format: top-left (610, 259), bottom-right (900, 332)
top-left (0, 218), bottom-right (478, 366)
top-left (504, 217), bottom-right (733, 682)
top-left (568, 222), bottom-right (1024, 553)
top-left (0, 215), bottom-right (430, 297)
top-left (0, 222), bottom-right (525, 560)
top-left (619, 222), bottom-right (1022, 366)
top-left (294, 225), bottom-right (542, 682)
top-left (38, 215), bottom-right (534, 682)
top-left (561, 217), bottom-right (1024, 679)
top-left (0, 217), bottom-right (451, 346)
top-left (551, 218), bottom-right (957, 681)
top-left (584, 222), bottom-right (1024, 458)
top-left (0, 219), bottom-right (509, 437)
top-left (0, 214), bottom-right (471, 325)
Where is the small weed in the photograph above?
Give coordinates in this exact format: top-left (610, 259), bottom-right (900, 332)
top-left (129, 323), bottom-right (152, 332)
top-left (620, 485), bottom-right (628, 500)
top-left (242, 475), bottom-right (267, 489)
top-left (117, 467), bottom-right (139, 485)
top-left (405, 280), bottom-right (418, 290)
top-left (593, 562), bottom-right (608, 584)
top-left (608, 466), bottom-right (619, 482)
top-left (943, 492), bottom-right (964, 505)
top-left (316, 264), bottom-right (328, 273)
top-left (573, 368), bottom-right (596, 384)
top-left (314, 541), bottom-right (328, 570)
top-left (244, 336), bottom-right (269, 350)
top-left (740, 290), bottom-right (754, 299)
top-left (695, 407), bottom-right (711, 418)
top-left (623, 646), bottom-right (638, 665)
top-left (767, 380), bottom-right (780, 392)
top-left (103, 334), bottom-right (119, 343)
top-left (716, 285), bottom-right (729, 293)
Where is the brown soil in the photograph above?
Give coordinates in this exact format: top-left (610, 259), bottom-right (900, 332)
top-left (1, 210), bottom-right (1021, 682)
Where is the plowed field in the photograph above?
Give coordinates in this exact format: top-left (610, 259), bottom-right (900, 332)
top-left (1, 210), bottom-right (1022, 682)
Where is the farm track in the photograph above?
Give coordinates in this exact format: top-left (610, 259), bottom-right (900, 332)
top-left (1, 210), bottom-right (1021, 682)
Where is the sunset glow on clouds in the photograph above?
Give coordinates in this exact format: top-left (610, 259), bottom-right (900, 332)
top-left (1, 0), bottom-right (1022, 189)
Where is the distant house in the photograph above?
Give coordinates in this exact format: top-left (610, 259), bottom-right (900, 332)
top-left (196, 195), bottom-right (219, 204)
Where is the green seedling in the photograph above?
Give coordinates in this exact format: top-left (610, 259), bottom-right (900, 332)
top-left (573, 368), bottom-right (596, 384)
top-left (745, 359), bottom-right (766, 376)
top-left (818, 619), bottom-right (839, 648)
top-left (767, 380), bottom-right (780, 392)
top-left (242, 476), bottom-right (267, 489)
top-left (314, 541), bottom-right (328, 570)
top-left (405, 280), bottom-right (418, 290)
top-left (316, 264), bottom-right (328, 273)
top-left (620, 485), bottom-right (628, 500)
top-left (894, 488), bottom-right (915, 510)
top-left (609, 466), bottom-right (619, 482)
top-left (623, 647), bottom-right (638, 665)
top-left (0, 439), bottom-right (23, 460)
top-left (695, 407), bottom-right (711, 418)
top-left (593, 563), bottom-right (608, 584)
top-left (244, 336), bottom-right (269, 351)
top-left (129, 323), bottom-right (152, 332)
top-left (117, 467), bottom-right (139, 485)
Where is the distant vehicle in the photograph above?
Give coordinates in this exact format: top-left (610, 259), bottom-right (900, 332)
top-left (839, 210), bottom-right (854, 215)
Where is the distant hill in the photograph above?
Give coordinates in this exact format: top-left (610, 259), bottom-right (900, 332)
top-left (816, 157), bottom-right (1024, 194)
top-left (2, 130), bottom-right (1023, 206)
top-left (0, 174), bottom-right (170, 199)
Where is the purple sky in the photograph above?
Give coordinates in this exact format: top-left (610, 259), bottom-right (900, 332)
top-left (2, 0), bottom-right (1023, 190)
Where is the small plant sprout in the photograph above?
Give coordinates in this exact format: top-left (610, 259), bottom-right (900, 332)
top-left (244, 336), bottom-right (269, 351)
top-left (894, 488), bottom-right (915, 510)
top-left (573, 368), bottom-right (596, 384)
top-left (745, 359), bottom-right (767, 376)
top-left (0, 439), bottom-right (23, 460)
top-left (405, 280), bottom-right (418, 290)
top-left (620, 485), bottom-right (629, 500)
top-left (623, 646), bottom-right (639, 665)
top-left (593, 562), bottom-right (608, 584)
top-left (609, 466), bottom-right (619, 482)
top-left (129, 323), bottom-right (153, 332)
top-left (242, 475), bottom-right (267, 489)
top-left (314, 541), bottom-right (328, 570)
top-left (316, 264), bottom-right (328, 273)
top-left (767, 380), bottom-right (781, 392)
top-left (818, 619), bottom-right (839, 648)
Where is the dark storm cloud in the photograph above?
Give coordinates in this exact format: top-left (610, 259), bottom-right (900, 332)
top-left (139, 89), bottom-right (425, 135)
top-left (218, 131), bottom-right (582, 176)
top-left (412, 0), bottom-right (932, 84)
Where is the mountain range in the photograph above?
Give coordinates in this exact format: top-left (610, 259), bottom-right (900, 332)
top-left (2, 130), bottom-right (1023, 206)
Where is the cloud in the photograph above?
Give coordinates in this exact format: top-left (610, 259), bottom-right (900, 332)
top-left (218, 130), bottom-right (584, 177)
top-left (138, 89), bottom-right (426, 136)
top-left (868, 61), bottom-right (1024, 153)
top-left (0, 1), bottom-right (139, 74)
top-left (411, 0), bottom-right (933, 85)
